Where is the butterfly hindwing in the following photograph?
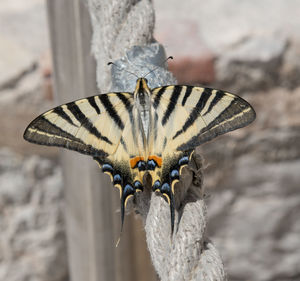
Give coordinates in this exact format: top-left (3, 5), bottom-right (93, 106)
top-left (151, 151), bottom-right (192, 233)
top-left (94, 156), bottom-right (142, 231)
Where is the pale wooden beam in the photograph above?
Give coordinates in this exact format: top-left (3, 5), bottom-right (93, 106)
top-left (46, 1), bottom-right (153, 280)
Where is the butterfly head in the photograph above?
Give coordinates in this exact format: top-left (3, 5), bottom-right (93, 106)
top-left (134, 78), bottom-right (151, 108)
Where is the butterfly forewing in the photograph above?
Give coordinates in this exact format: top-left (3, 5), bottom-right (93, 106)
top-left (24, 93), bottom-right (134, 156)
top-left (151, 85), bottom-right (256, 152)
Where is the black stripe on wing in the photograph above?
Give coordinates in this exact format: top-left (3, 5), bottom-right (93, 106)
top-left (116, 92), bottom-right (134, 125)
top-left (153, 112), bottom-right (159, 142)
top-left (173, 88), bottom-right (212, 139)
top-left (116, 93), bottom-right (132, 110)
top-left (197, 88), bottom-right (212, 112)
top-left (181, 86), bottom-right (193, 106)
top-left (202, 90), bottom-right (225, 116)
top-left (100, 94), bottom-right (125, 130)
top-left (177, 96), bottom-right (256, 151)
top-left (162, 86), bottom-right (182, 126)
top-left (52, 107), bottom-right (77, 126)
top-left (153, 86), bottom-right (167, 109)
top-left (67, 102), bottom-right (112, 145)
top-left (120, 136), bottom-right (128, 152)
top-left (23, 116), bottom-right (107, 158)
top-left (87, 96), bottom-right (101, 114)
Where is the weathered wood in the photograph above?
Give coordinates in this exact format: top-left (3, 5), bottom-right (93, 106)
top-left (46, 1), bottom-right (157, 281)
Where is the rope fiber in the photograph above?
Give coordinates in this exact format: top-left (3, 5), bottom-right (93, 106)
top-left (87, 1), bottom-right (226, 279)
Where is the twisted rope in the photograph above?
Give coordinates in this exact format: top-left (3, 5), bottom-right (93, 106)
top-left (87, 1), bottom-right (226, 279)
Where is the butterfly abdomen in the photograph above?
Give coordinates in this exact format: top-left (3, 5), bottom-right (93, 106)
top-left (134, 78), bottom-right (153, 144)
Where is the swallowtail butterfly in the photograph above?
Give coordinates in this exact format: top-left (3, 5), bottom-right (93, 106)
top-left (24, 75), bottom-right (256, 233)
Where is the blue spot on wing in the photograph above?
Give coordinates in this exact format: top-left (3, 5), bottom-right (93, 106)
top-left (147, 159), bottom-right (156, 170)
top-left (123, 184), bottom-right (135, 196)
top-left (113, 174), bottom-right (122, 184)
top-left (178, 156), bottom-right (189, 166)
top-left (171, 169), bottom-right (179, 179)
top-left (137, 161), bottom-right (146, 171)
top-left (161, 183), bottom-right (171, 193)
top-left (134, 180), bottom-right (143, 190)
top-left (152, 180), bottom-right (161, 191)
top-left (102, 163), bottom-right (114, 173)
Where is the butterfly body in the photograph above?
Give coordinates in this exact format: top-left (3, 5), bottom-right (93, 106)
top-left (24, 77), bottom-right (256, 233)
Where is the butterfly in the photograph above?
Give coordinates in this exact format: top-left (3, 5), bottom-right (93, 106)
top-left (23, 77), bottom-right (256, 233)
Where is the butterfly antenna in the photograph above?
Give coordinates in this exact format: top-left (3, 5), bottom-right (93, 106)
top-left (143, 56), bottom-right (173, 78)
top-left (107, 62), bottom-right (139, 79)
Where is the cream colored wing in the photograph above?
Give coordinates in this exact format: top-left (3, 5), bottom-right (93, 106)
top-left (151, 85), bottom-right (256, 152)
top-left (24, 92), bottom-right (143, 229)
top-left (149, 85), bottom-right (256, 232)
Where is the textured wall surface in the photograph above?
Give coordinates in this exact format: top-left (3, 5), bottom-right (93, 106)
top-left (1, 0), bottom-right (300, 280)
top-left (154, 1), bottom-right (300, 280)
top-left (0, 150), bottom-right (67, 281)
top-left (0, 1), bottom-right (67, 280)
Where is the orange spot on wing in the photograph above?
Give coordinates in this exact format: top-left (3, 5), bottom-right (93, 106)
top-left (130, 156), bottom-right (145, 168)
top-left (148, 155), bottom-right (162, 167)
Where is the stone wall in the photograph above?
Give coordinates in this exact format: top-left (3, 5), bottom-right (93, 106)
top-left (1, 0), bottom-right (300, 281)
top-left (0, 1), bottom-right (68, 280)
top-left (154, 1), bottom-right (300, 280)
top-left (0, 150), bottom-right (68, 281)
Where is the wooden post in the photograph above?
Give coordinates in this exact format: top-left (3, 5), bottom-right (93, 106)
top-left (46, 1), bottom-right (157, 281)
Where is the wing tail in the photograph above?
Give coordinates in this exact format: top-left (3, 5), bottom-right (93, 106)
top-left (94, 157), bottom-right (142, 236)
top-left (151, 152), bottom-right (191, 234)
